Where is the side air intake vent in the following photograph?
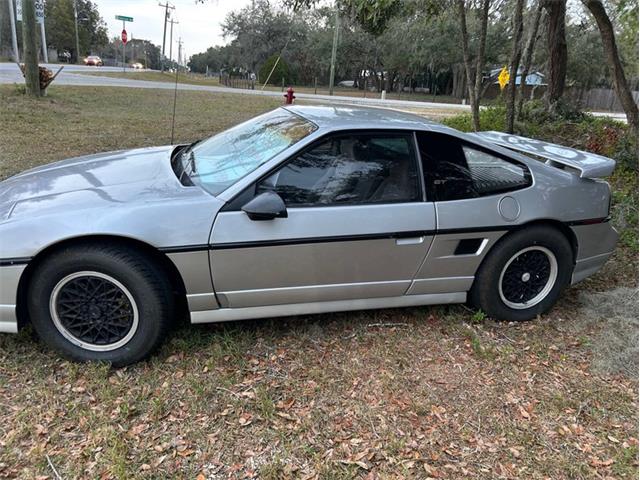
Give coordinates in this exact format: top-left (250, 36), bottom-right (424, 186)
top-left (454, 238), bottom-right (484, 255)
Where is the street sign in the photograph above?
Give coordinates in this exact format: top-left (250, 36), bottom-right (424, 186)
top-left (16, 0), bottom-right (45, 24)
top-left (116, 16), bottom-right (132, 72)
top-left (498, 66), bottom-right (510, 90)
top-left (35, 0), bottom-right (44, 24)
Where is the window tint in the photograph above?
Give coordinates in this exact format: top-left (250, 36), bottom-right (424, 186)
top-left (462, 146), bottom-right (530, 195)
top-left (258, 134), bottom-right (421, 207)
top-left (416, 132), bottom-right (530, 201)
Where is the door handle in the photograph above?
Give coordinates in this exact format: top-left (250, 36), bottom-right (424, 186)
top-left (395, 236), bottom-right (424, 246)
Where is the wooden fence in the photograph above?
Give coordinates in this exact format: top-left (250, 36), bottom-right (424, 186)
top-left (567, 87), bottom-right (639, 112)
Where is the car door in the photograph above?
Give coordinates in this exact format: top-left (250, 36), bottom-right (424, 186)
top-left (407, 131), bottom-right (533, 295)
top-left (208, 131), bottom-right (437, 309)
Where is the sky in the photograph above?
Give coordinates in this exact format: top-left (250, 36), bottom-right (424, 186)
top-left (93, 0), bottom-right (252, 61)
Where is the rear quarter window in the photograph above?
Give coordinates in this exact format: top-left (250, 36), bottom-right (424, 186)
top-left (416, 131), bottom-right (531, 201)
top-left (463, 146), bottom-right (531, 195)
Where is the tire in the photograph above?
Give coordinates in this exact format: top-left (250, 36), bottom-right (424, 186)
top-left (469, 225), bottom-right (573, 321)
top-left (28, 244), bottom-right (174, 366)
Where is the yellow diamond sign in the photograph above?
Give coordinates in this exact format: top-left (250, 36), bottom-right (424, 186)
top-left (498, 66), bottom-right (510, 90)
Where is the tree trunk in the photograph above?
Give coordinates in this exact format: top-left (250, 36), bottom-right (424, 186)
top-left (21, 0), bottom-right (41, 97)
top-left (517, 2), bottom-right (543, 119)
top-left (452, 64), bottom-right (466, 99)
top-left (582, 0), bottom-right (639, 133)
top-left (542, 0), bottom-right (567, 110)
top-left (506, 0), bottom-right (525, 133)
top-left (473, 0), bottom-right (491, 124)
top-left (457, 0), bottom-right (490, 131)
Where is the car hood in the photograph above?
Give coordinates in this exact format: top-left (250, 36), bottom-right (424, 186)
top-left (0, 146), bottom-right (197, 220)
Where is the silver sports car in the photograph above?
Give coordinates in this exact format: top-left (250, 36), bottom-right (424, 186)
top-left (0, 106), bottom-right (618, 365)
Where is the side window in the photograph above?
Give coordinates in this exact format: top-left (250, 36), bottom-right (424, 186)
top-left (462, 146), bottom-right (531, 195)
top-left (257, 133), bottom-right (421, 207)
top-left (416, 132), bottom-right (530, 201)
top-left (416, 132), bottom-right (477, 201)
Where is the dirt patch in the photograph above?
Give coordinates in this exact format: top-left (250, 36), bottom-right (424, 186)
top-left (576, 287), bottom-right (639, 378)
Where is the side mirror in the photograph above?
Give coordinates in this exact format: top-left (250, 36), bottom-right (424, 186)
top-left (241, 191), bottom-right (288, 221)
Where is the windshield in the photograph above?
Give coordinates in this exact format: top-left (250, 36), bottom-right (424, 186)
top-left (187, 109), bottom-right (317, 195)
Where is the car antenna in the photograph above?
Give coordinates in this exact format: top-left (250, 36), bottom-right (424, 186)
top-left (170, 37), bottom-right (182, 145)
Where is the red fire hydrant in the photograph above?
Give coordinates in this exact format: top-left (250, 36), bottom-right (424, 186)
top-left (283, 87), bottom-right (296, 105)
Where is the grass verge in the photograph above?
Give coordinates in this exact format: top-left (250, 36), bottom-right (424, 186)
top-left (76, 70), bottom-right (224, 86)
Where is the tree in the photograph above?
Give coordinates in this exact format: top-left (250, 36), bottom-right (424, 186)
top-left (21, 0), bottom-right (40, 96)
top-left (259, 54), bottom-right (291, 84)
top-left (506, 0), bottom-right (525, 133)
top-left (188, 45), bottom-right (232, 74)
top-left (76, 0), bottom-right (108, 55)
top-left (221, 0), bottom-right (293, 73)
top-left (542, 0), bottom-right (567, 109)
top-left (44, 0), bottom-right (107, 60)
top-left (517, 2), bottom-right (543, 119)
top-left (457, 0), bottom-right (491, 131)
top-left (581, 0), bottom-right (638, 132)
top-left (614, 0), bottom-right (638, 81)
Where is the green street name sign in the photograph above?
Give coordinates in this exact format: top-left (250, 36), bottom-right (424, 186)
top-left (115, 15), bottom-right (134, 22)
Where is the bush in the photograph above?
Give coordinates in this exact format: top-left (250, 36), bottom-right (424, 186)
top-left (444, 100), bottom-right (638, 171)
top-left (519, 98), bottom-right (587, 124)
top-left (258, 55), bottom-right (291, 86)
top-left (443, 105), bottom-right (506, 133)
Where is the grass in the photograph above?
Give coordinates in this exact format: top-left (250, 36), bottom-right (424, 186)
top-left (0, 85), bottom-right (638, 479)
top-left (0, 84), bottom-right (280, 179)
top-left (77, 70), bottom-right (224, 87)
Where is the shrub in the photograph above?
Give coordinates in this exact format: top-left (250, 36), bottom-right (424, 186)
top-left (258, 55), bottom-right (291, 86)
top-left (444, 100), bottom-right (638, 171)
top-left (443, 105), bottom-right (506, 133)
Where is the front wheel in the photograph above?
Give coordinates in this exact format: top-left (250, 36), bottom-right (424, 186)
top-left (469, 226), bottom-right (573, 321)
top-left (28, 244), bottom-right (174, 366)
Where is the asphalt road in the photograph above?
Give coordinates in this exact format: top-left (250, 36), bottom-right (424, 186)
top-left (0, 62), bottom-right (628, 121)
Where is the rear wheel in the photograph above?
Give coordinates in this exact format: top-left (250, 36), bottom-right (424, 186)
top-left (469, 226), bottom-right (573, 321)
top-left (28, 244), bottom-right (173, 366)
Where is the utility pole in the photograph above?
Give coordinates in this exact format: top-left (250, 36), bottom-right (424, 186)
top-left (40, 22), bottom-right (48, 62)
top-left (168, 18), bottom-right (178, 64)
top-left (328, 9), bottom-right (340, 95)
top-left (73, 0), bottom-right (80, 63)
top-left (7, 0), bottom-right (19, 62)
top-left (21, 0), bottom-right (40, 96)
top-left (39, 1), bottom-right (48, 62)
top-left (158, 1), bottom-right (174, 71)
top-left (177, 37), bottom-right (183, 69)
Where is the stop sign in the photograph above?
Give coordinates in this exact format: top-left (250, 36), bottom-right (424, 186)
top-left (121, 29), bottom-right (128, 44)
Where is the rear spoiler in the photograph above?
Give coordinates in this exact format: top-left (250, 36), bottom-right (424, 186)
top-left (471, 131), bottom-right (616, 178)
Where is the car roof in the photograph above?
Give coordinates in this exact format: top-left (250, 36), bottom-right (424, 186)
top-left (283, 105), bottom-right (443, 132)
